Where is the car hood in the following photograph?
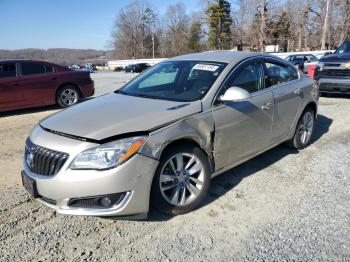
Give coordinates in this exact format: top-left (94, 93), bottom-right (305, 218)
top-left (40, 93), bottom-right (202, 141)
top-left (320, 53), bottom-right (350, 62)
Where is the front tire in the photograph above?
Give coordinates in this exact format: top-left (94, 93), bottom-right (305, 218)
top-left (287, 107), bottom-right (315, 149)
top-left (56, 85), bottom-right (80, 108)
top-left (151, 145), bottom-right (211, 215)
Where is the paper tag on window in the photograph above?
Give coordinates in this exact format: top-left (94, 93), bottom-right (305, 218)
top-left (193, 64), bottom-right (219, 72)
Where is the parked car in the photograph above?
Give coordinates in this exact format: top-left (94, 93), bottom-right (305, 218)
top-left (22, 52), bottom-right (318, 218)
top-left (82, 65), bottom-right (94, 73)
top-left (0, 60), bottom-right (95, 112)
top-left (70, 64), bottom-right (81, 70)
top-left (113, 66), bottom-right (123, 72)
top-left (124, 63), bottom-right (151, 73)
top-left (285, 54), bottom-right (319, 73)
top-left (315, 39), bottom-right (350, 94)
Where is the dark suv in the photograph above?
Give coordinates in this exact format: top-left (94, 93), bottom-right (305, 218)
top-left (315, 40), bottom-right (350, 94)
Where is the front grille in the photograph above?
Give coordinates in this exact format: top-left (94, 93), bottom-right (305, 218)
top-left (318, 69), bottom-right (350, 78)
top-left (25, 138), bottom-right (69, 176)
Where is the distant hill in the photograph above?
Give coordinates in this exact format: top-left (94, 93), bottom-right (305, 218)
top-left (0, 48), bottom-right (115, 65)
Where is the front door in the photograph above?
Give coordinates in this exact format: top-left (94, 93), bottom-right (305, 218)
top-left (212, 58), bottom-right (274, 170)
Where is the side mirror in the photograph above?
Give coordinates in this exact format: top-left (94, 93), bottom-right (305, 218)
top-left (219, 86), bottom-right (251, 102)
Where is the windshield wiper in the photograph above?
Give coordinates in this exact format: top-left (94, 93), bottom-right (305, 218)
top-left (114, 89), bottom-right (127, 94)
top-left (115, 90), bottom-right (189, 102)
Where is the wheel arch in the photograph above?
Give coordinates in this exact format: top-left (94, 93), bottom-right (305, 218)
top-left (288, 100), bottom-right (318, 140)
top-left (156, 138), bottom-right (215, 173)
top-left (304, 101), bottom-right (317, 116)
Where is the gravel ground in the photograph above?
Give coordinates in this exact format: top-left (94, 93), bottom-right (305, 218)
top-left (0, 72), bottom-right (349, 261)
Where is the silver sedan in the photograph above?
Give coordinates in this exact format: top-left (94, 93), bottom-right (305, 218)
top-left (22, 51), bottom-right (319, 217)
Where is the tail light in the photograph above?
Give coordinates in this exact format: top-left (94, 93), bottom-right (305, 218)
top-left (308, 64), bottom-right (317, 79)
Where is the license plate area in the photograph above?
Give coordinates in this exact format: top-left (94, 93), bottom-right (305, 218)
top-left (21, 171), bottom-right (39, 198)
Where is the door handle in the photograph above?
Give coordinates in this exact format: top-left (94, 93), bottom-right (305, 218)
top-left (10, 83), bottom-right (19, 87)
top-left (261, 101), bottom-right (272, 110)
top-left (294, 88), bottom-right (303, 95)
top-left (51, 77), bottom-right (57, 80)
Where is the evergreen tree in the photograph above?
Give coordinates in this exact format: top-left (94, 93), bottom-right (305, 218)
top-left (206, 0), bottom-right (233, 50)
top-left (271, 12), bottom-right (292, 52)
top-left (187, 21), bottom-right (203, 52)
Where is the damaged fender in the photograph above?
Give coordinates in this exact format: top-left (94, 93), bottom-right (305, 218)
top-left (140, 110), bottom-right (215, 168)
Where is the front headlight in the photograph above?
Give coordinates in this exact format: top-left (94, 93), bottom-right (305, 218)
top-left (317, 62), bottom-right (324, 71)
top-left (70, 136), bottom-right (147, 170)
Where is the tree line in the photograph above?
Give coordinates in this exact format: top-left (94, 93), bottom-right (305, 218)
top-left (112, 0), bottom-right (350, 59)
top-left (0, 49), bottom-right (114, 65)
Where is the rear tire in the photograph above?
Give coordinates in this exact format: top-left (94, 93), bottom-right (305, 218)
top-left (287, 107), bottom-right (315, 149)
top-left (56, 85), bottom-right (80, 108)
top-left (151, 144), bottom-right (211, 215)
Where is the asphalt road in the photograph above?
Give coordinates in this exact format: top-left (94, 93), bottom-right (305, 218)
top-left (0, 72), bottom-right (349, 261)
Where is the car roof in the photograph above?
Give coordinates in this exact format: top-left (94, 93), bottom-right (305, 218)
top-left (167, 51), bottom-right (275, 64)
top-left (289, 54), bottom-right (314, 57)
top-left (0, 59), bottom-right (52, 64)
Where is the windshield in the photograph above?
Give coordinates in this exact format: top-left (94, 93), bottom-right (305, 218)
top-left (335, 41), bottom-right (350, 54)
top-left (117, 60), bottom-right (227, 102)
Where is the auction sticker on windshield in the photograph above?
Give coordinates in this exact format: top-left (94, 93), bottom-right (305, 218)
top-left (193, 64), bottom-right (219, 71)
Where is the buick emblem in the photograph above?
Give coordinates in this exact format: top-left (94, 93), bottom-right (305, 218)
top-left (26, 150), bottom-right (34, 168)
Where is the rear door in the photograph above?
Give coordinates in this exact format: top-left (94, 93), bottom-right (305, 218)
top-left (18, 62), bottom-right (58, 106)
top-left (264, 58), bottom-right (303, 142)
top-left (0, 62), bottom-right (21, 111)
top-left (212, 58), bottom-right (274, 170)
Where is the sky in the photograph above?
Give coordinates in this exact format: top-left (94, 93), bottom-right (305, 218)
top-left (0, 0), bottom-right (201, 50)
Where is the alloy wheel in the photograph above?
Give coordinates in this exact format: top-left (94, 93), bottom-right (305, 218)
top-left (299, 111), bottom-right (314, 144)
top-left (61, 89), bottom-right (78, 106)
top-left (159, 153), bottom-right (205, 206)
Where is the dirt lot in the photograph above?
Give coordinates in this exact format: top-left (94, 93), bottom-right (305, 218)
top-left (0, 72), bottom-right (349, 261)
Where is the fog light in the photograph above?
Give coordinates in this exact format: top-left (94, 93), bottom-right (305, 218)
top-left (67, 192), bottom-right (126, 209)
top-left (100, 197), bottom-right (112, 207)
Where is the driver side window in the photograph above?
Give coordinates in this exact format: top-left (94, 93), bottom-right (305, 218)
top-left (222, 61), bottom-right (265, 95)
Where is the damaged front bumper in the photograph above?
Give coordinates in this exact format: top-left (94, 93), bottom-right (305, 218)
top-left (23, 126), bottom-right (159, 217)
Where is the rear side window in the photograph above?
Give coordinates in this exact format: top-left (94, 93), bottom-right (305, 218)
top-left (265, 61), bottom-right (298, 87)
top-left (307, 55), bottom-right (318, 62)
top-left (21, 63), bottom-right (46, 75)
top-left (45, 64), bottom-right (54, 73)
top-left (0, 63), bottom-right (16, 78)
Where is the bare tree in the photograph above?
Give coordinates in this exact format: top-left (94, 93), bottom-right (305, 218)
top-left (108, 0), bottom-right (350, 59)
top-left (338, 0), bottom-right (350, 45)
top-left (164, 3), bottom-right (190, 56)
top-left (258, 0), bottom-right (267, 51)
top-left (321, 0), bottom-right (331, 50)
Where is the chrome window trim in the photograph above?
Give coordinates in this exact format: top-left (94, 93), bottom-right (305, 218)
top-left (212, 55), bottom-right (302, 107)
